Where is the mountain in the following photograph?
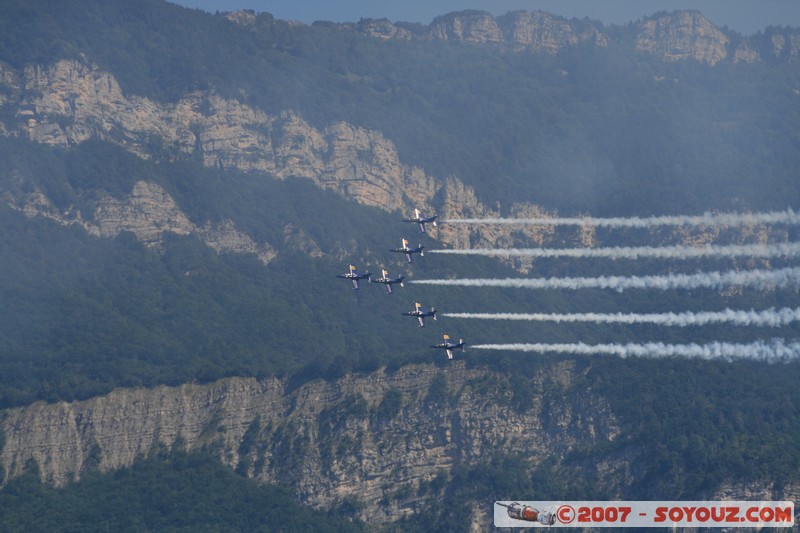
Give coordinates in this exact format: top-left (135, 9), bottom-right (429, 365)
top-left (0, 0), bottom-right (798, 530)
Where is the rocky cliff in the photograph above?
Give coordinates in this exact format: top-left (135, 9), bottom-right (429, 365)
top-left (636, 11), bottom-right (729, 65)
top-left (1, 361), bottom-right (621, 524)
top-left (0, 57), bottom-right (564, 259)
top-left (344, 9), bottom-right (799, 65)
top-left (0, 56), bottom-right (789, 270)
top-left (3, 178), bottom-right (277, 264)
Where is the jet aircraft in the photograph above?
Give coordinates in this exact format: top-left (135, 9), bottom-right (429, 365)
top-left (402, 302), bottom-right (438, 327)
top-left (336, 264), bottom-right (371, 290)
top-left (430, 333), bottom-right (465, 360)
top-left (403, 208), bottom-right (438, 233)
top-left (370, 269), bottom-right (405, 294)
top-left (390, 238), bottom-right (425, 263)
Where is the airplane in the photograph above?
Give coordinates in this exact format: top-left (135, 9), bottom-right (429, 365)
top-left (370, 269), bottom-right (405, 294)
top-left (403, 208), bottom-right (438, 233)
top-left (402, 302), bottom-right (438, 327)
top-left (336, 264), bottom-right (371, 290)
top-left (390, 238), bottom-right (425, 263)
top-left (430, 333), bottom-right (465, 360)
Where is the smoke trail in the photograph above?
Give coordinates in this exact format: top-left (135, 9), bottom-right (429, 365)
top-left (445, 307), bottom-right (800, 327)
top-left (411, 267), bottom-right (800, 292)
top-left (471, 339), bottom-right (800, 362)
top-left (443, 208), bottom-right (800, 228)
top-left (431, 242), bottom-right (800, 260)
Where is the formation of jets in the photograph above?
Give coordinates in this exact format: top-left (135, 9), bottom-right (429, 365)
top-left (336, 208), bottom-right (465, 360)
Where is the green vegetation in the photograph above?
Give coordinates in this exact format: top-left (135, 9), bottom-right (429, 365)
top-left (0, 0), bottom-right (798, 526)
top-left (0, 450), bottom-right (365, 532)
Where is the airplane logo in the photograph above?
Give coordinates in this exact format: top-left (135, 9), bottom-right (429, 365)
top-left (403, 208), bottom-right (438, 233)
top-left (402, 302), bottom-right (438, 327)
top-left (336, 264), bottom-right (371, 290)
top-left (390, 238), bottom-right (425, 263)
top-left (430, 333), bottom-right (465, 360)
top-left (370, 269), bottom-right (405, 294)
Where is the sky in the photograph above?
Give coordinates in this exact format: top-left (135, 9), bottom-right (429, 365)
top-left (170, 0), bottom-right (800, 35)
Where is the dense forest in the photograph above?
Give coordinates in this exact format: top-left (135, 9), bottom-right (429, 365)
top-left (0, 450), bottom-right (366, 532)
top-left (0, 0), bottom-right (798, 529)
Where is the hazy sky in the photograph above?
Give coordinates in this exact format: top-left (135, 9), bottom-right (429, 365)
top-left (170, 1), bottom-right (800, 35)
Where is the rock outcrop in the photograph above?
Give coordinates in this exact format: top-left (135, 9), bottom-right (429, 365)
top-left (1, 362), bottom-right (620, 523)
top-left (343, 9), bottom-right (797, 66)
top-left (498, 10), bottom-right (609, 52)
top-left (635, 11), bottom-right (729, 65)
top-left (0, 60), bottom-right (448, 219)
top-left (428, 10), bottom-right (505, 44)
top-left (4, 180), bottom-right (277, 264)
top-left (0, 58), bottom-right (554, 257)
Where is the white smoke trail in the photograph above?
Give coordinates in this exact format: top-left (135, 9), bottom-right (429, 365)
top-left (431, 242), bottom-right (800, 260)
top-left (471, 339), bottom-right (800, 362)
top-left (443, 208), bottom-right (800, 228)
top-left (444, 307), bottom-right (800, 327)
top-left (410, 267), bottom-right (800, 292)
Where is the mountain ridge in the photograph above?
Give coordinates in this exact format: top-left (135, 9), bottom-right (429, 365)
top-left (303, 9), bottom-right (800, 65)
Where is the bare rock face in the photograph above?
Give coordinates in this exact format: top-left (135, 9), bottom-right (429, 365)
top-left (733, 42), bottom-right (761, 63)
top-left (733, 27), bottom-right (800, 64)
top-left (712, 480), bottom-right (800, 504)
top-left (201, 219), bottom-right (278, 264)
top-left (636, 11), bottom-right (729, 65)
top-left (769, 30), bottom-right (800, 61)
top-left (1, 362), bottom-right (621, 523)
top-left (428, 11), bottom-right (504, 44)
top-left (498, 10), bottom-right (608, 52)
top-left (355, 18), bottom-right (413, 41)
top-left (0, 59), bottom-right (532, 253)
top-left (0, 60), bottom-right (448, 223)
top-left (3, 180), bottom-right (277, 264)
top-left (93, 181), bottom-right (195, 243)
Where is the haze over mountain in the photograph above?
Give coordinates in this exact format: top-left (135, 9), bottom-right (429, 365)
top-left (173, 0), bottom-right (800, 35)
top-left (0, 0), bottom-right (798, 530)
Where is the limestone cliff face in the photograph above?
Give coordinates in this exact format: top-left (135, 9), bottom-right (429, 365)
top-left (428, 11), bottom-right (504, 44)
top-left (3, 180), bottom-right (277, 264)
top-left (768, 29), bottom-right (800, 61)
top-left (342, 9), bottom-right (797, 66)
top-left (0, 60), bottom-right (442, 219)
top-left (1, 362), bottom-right (621, 522)
top-left (0, 58), bottom-right (556, 256)
top-left (355, 18), bottom-right (414, 41)
top-left (392, 9), bottom-right (609, 53)
top-left (635, 11), bottom-right (729, 65)
top-left (498, 10), bottom-right (609, 52)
